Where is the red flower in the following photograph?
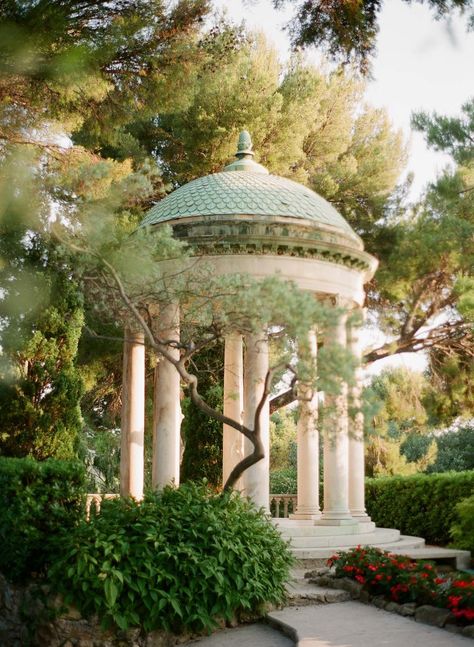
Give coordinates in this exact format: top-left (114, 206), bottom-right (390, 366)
top-left (343, 565), bottom-right (354, 572)
top-left (434, 578), bottom-right (445, 585)
top-left (368, 565), bottom-right (378, 571)
top-left (355, 575), bottom-right (365, 584)
top-left (448, 595), bottom-right (463, 608)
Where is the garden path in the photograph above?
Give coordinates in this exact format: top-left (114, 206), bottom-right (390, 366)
top-left (186, 601), bottom-right (473, 646)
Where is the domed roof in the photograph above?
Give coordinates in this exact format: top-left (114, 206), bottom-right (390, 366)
top-left (140, 131), bottom-right (358, 243)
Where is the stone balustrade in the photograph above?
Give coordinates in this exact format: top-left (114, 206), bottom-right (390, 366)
top-left (85, 493), bottom-right (119, 519)
top-left (87, 493), bottom-right (297, 519)
top-left (270, 494), bottom-right (297, 518)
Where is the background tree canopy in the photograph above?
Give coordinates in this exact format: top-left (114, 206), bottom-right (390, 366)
top-left (0, 1), bottom-right (472, 484)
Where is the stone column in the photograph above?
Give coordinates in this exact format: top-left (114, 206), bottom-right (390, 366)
top-left (290, 329), bottom-right (321, 520)
top-left (347, 312), bottom-right (371, 521)
top-left (152, 303), bottom-right (182, 489)
top-left (317, 310), bottom-right (356, 526)
top-left (120, 329), bottom-right (145, 499)
top-left (223, 333), bottom-right (244, 489)
top-left (242, 333), bottom-right (270, 511)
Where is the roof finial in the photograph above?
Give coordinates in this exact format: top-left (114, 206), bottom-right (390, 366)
top-left (235, 130), bottom-right (254, 159)
top-left (223, 130), bottom-right (269, 174)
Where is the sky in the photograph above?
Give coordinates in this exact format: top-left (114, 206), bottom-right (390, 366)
top-left (213, 0), bottom-right (473, 375)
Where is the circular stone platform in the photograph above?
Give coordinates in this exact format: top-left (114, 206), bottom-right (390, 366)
top-left (273, 518), bottom-right (425, 559)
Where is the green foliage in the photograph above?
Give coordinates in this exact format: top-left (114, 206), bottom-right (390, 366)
top-left (270, 468), bottom-right (297, 494)
top-left (451, 494), bottom-right (474, 553)
top-left (0, 457), bottom-right (85, 583)
top-left (365, 471), bottom-right (474, 546)
top-left (427, 421), bottom-right (474, 473)
top-left (48, 483), bottom-right (294, 633)
top-left (0, 270), bottom-right (85, 459)
top-left (79, 426), bottom-right (121, 494)
top-left (181, 345), bottom-right (224, 487)
top-left (412, 99), bottom-right (474, 165)
top-left (363, 368), bottom-right (437, 477)
top-left (270, 408), bottom-right (297, 471)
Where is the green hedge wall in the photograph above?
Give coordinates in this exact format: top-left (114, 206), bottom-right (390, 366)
top-left (0, 457), bottom-right (85, 582)
top-left (365, 471), bottom-right (474, 546)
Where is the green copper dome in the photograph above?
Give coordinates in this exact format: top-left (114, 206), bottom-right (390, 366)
top-left (140, 132), bottom-right (359, 243)
top-left (141, 171), bottom-right (357, 237)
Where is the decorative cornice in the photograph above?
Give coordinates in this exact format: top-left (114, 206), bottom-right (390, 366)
top-left (168, 219), bottom-right (377, 274)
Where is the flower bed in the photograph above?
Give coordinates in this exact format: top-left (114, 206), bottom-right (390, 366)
top-left (327, 546), bottom-right (474, 623)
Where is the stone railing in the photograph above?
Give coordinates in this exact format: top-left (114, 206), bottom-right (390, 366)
top-left (87, 492), bottom-right (297, 519)
top-left (85, 493), bottom-right (119, 519)
top-left (270, 494), bottom-right (297, 518)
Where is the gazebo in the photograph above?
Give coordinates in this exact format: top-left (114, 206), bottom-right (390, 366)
top-left (118, 132), bottom-right (424, 556)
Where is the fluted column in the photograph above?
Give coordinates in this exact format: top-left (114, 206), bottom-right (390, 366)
top-left (120, 329), bottom-right (145, 499)
top-left (152, 303), bottom-right (182, 489)
top-left (290, 329), bottom-right (321, 520)
top-left (317, 310), bottom-right (356, 526)
top-left (348, 312), bottom-right (371, 521)
top-left (242, 332), bottom-right (270, 511)
top-left (223, 333), bottom-right (244, 489)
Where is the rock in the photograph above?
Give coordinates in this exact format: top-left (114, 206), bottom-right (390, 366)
top-left (372, 597), bottom-right (386, 609)
top-left (385, 602), bottom-right (401, 614)
top-left (339, 578), bottom-right (362, 598)
top-left (399, 603), bottom-right (416, 617)
top-left (77, 639), bottom-right (94, 647)
top-left (415, 605), bottom-right (452, 628)
top-left (145, 629), bottom-right (174, 646)
top-left (305, 566), bottom-right (330, 578)
top-left (359, 590), bottom-right (371, 604)
top-left (462, 625), bottom-right (474, 639)
top-left (308, 575), bottom-right (335, 588)
top-left (445, 624), bottom-right (465, 636)
top-left (63, 605), bottom-right (82, 621)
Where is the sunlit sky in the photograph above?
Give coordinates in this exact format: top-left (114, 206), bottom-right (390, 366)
top-left (213, 0), bottom-right (473, 374)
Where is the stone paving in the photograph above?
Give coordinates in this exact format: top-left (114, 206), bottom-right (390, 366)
top-left (186, 601), bottom-right (473, 647)
top-left (184, 622), bottom-right (293, 646)
top-left (268, 601), bottom-right (473, 646)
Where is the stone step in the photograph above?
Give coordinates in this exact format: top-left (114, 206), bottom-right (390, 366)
top-left (388, 546), bottom-right (471, 570)
top-left (290, 535), bottom-right (426, 560)
top-left (285, 579), bottom-right (351, 606)
top-left (287, 528), bottom-right (400, 548)
top-left (275, 520), bottom-right (376, 537)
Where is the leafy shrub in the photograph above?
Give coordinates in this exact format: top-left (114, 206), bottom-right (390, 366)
top-left (365, 471), bottom-right (474, 545)
top-left (328, 546), bottom-right (474, 621)
top-left (451, 494), bottom-right (474, 553)
top-left (270, 467), bottom-right (297, 493)
top-left (48, 482), bottom-right (294, 633)
top-left (0, 457), bottom-right (86, 582)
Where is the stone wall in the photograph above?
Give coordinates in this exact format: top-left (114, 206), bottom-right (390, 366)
top-left (0, 574), bottom-right (182, 647)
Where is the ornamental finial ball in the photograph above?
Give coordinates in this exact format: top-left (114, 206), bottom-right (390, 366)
top-left (236, 131), bottom-right (254, 158)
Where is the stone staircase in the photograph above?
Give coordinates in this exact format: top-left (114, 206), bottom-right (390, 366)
top-left (273, 518), bottom-right (471, 570)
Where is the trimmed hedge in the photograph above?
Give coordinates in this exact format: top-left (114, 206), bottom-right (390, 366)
top-left (0, 457), bottom-right (86, 582)
top-left (365, 471), bottom-right (474, 546)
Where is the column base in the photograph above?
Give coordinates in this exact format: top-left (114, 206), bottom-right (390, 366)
top-left (351, 511), bottom-right (372, 523)
top-left (316, 514), bottom-right (358, 527)
top-left (290, 511), bottom-right (321, 521)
